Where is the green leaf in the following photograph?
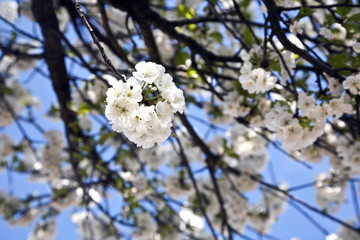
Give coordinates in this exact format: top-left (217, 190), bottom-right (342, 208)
top-left (54, 188), bottom-right (68, 199)
top-left (174, 49), bottom-right (189, 65)
top-left (73, 152), bottom-right (84, 160)
top-left (185, 8), bottom-right (195, 19)
top-left (67, 51), bottom-right (75, 58)
top-left (239, 0), bottom-right (251, 8)
top-left (188, 23), bottom-right (197, 31)
top-left (209, 31), bottom-right (223, 43)
top-left (115, 177), bottom-right (123, 189)
top-left (0, 86), bottom-right (13, 95)
top-left (187, 69), bottom-right (199, 79)
top-left (295, 7), bottom-right (315, 20)
top-left (11, 31), bottom-right (17, 41)
top-left (344, 19), bottom-right (360, 33)
top-left (226, 150), bottom-right (239, 159)
top-left (327, 53), bottom-right (348, 68)
top-left (351, 55), bottom-right (360, 69)
top-left (78, 102), bottom-right (91, 114)
top-left (98, 131), bottom-right (116, 145)
top-left (47, 104), bottom-right (60, 118)
top-left (79, 145), bottom-right (91, 153)
top-left (177, 4), bottom-right (187, 18)
top-left (336, 0), bottom-right (352, 18)
top-left (349, 13), bottom-right (360, 22)
top-left (244, 27), bottom-right (253, 45)
top-left (338, 69), bottom-right (353, 76)
top-left (299, 117), bottom-right (312, 129)
top-left (185, 95), bottom-right (197, 105)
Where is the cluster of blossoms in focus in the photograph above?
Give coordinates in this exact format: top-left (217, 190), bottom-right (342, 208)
top-left (105, 61), bottom-right (185, 148)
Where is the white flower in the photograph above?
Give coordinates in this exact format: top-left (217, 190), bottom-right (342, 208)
top-left (133, 61), bottom-right (165, 84)
top-left (105, 98), bottom-right (134, 127)
top-left (240, 61), bottom-right (252, 76)
top-left (307, 105), bottom-right (327, 120)
top-left (162, 87), bottom-right (186, 113)
top-left (154, 73), bottom-right (174, 91)
top-left (124, 77), bottom-right (143, 103)
top-left (280, 124), bottom-right (304, 149)
top-left (155, 101), bottom-right (173, 127)
top-left (274, 0), bottom-right (294, 7)
top-left (0, 1), bottom-right (18, 22)
top-left (56, 7), bottom-right (69, 32)
top-left (297, 93), bottom-right (316, 117)
top-left (327, 76), bottom-right (342, 97)
top-left (240, 79), bottom-right (257, 94)
top-left (179, 208), bottom-right (204, 232)
top-left (326, 233), bottom-right (341, 240)
top-left (324, 93), bottom-right (353, 119)
top-left (155, 30), bottom-right (175, 61)
top-left (353, 42), bottom-right (360, 53)
top-left (320, 27), bottom-right (333, 39)
top-left (290, 21), bottom-right (304, 35)
top-left (240, 49), bottom-right (251, 62)
top-left (331, 23), bottom-right (347, 40)
top-left (240, 68), bottom-right (276, 94)
top-left (103, 74), bottom-right (118, 86)
top-left (343, 73), bottom-right (360, 95)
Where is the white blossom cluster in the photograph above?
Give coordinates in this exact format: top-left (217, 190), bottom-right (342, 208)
top-left (319, 23), bottom-right (347, 41)
top-left (315, 170), bottom-right (347, 213)
top-left (337, 219), bottom-right (360, 240)
top-left (0, 190), bottom-right (22, 221)
top-left (220, 90), bottom-right (251, 118)
top-left (223, 191), bottom-right (248, 231)
top-left (0, 134), bottom-right (14, 172)
top-left (0, 190), bottom-right (38, 227)
top-left (105, 61), bottom-right (185, 148)
top-left (25, 131), bottom-right (69, 182)
top-left (264, 91), bottom-right (352, 151)
top-left (326, 219), bottom-right (360, 240)
top-left (222, 124), bottom-right (269, 192)
top-left (28, 219), bottom-right (56, 240)
top-left (248, 184), bottom-right (288, 234)
top-left (336, 134), bottom-right (360, 176)
top-left (72, 211), bottom-right (120, 240)
top-left (239, 48), bottom-right (277, 94)
top-left (133, 212), bottom-right (157, 240)
top-left (0, 78), bottom-right (40, 127)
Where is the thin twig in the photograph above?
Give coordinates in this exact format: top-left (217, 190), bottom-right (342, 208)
top-left (74, 0), bottom-right (126, 82)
